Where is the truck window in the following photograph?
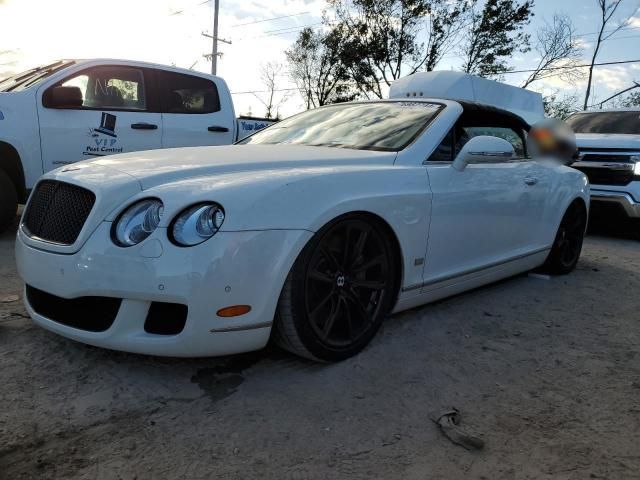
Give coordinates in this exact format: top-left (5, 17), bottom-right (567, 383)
top-left (566, 111), bottom-right (640, 135)
top-left (47, 66), bottom-right (147, 111)
top-left (158, 71), bottom-right (221, 114)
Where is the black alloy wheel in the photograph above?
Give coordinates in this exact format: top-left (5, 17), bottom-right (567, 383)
top-left (541, 200), bottom-right (587, 275)
top-left (275, 215), bottom-right (398, 361)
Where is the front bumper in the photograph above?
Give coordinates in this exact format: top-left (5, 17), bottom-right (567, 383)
top-left (590, 188), bottom-right (640, 218)
top-left (15, 224), bottom-right (312, 357)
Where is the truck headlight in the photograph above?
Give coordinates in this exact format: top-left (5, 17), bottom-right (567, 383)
top-left (632, 156), bottom-right (640, 175)
top-left (113, 199), bottom-right (163, 247)
top-left (170, 203), bottom-right (225, 246)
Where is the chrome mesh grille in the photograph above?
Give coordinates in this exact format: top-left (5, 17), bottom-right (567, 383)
top-left (23, 180), bottom-right (95, 245)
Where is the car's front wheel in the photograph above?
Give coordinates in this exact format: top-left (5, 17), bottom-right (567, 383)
top-left (274, 214), bottom-right (399, 362)
top-left (0, 169), bottom-right (18, 234)
top-left (540, 200), bottom-right (587, 275)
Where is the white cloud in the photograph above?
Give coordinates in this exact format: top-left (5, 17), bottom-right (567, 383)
top-left (627, 15), bottom-right (640, 28)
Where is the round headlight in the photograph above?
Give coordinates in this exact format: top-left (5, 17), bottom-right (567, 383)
top-left (113, 199), bottom-right (164, 247)
top-left (171, 203), bottom-right (225, 246)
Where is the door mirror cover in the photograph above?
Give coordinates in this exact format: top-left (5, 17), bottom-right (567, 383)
top-left (452, 136), bottom-right (515, 171)
top-left (45, 86), bottom-right (83, 108)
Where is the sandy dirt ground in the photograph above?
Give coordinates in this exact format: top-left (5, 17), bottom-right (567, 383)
top-left (1, 211), bottom-right (639, 480)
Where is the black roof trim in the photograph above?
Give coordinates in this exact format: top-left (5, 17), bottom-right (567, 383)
top-left (455, 100), bottom-right (531, 130)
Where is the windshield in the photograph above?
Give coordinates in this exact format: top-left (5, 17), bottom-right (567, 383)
top-left (240, 101), bottom-right (443, 151)
top-left (566, 111), bottom-right (640, 135)
top-left (0, 60), bottom-right (75, 92)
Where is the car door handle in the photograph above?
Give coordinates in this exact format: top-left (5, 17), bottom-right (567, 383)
top-left (131, 123), bottom-right (158, 130)
top-left (524, 177), bottom-right (538, 186)
top-left (208, 125), bottom-right (229, 132)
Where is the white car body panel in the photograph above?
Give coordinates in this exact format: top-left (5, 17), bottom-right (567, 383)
top-left (15, 97), bottom-right (590, 357)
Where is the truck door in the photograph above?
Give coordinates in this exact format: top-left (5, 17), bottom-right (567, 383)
top-left (157, 70), bottom-right (235, 148)
top-left (38, 65), bottom-right (161, 172)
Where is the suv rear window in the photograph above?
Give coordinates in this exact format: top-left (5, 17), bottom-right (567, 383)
top-left (566, 112), bottom-right (640, 135)
top-left (158, 71), bottom-right (221, 114)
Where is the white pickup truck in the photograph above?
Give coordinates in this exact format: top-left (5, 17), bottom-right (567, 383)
top-left (0, 59), bottom-right (274, 232)
top-left (567, 109), bottom-right (640, 222)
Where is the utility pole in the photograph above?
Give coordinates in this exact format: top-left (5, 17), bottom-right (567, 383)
top-left (211, 0), bottom-right (219, 75)
top-left (201, 0), bottom-right (231, 76)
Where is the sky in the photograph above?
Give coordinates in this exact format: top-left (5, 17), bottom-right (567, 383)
top-left (1, 0), bottom-right (639, 117)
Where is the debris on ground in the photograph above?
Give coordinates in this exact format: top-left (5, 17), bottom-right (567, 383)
top-left (527, 273), bottom-right (551, 281)
top-left (0, 294), bottom-right (19, 303)
top-left (431, 408), bottom-right (485, 451)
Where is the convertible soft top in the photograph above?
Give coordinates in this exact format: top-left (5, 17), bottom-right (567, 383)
top-left (389, 71), bottom-right (544, 125)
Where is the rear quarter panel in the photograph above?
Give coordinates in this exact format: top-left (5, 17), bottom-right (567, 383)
top-left (539, 160), bottom-right (590, 243)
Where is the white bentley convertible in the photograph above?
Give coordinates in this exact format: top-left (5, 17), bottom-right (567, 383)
top-left (16, 75), bottom-right (589, 361)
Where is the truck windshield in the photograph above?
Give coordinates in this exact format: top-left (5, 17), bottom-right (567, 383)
top-left (239, 101), bottom-right (443, 151)
top-left (0, 60), bottom-right (75, 92)
top-left (566, 111), bottom-right (640, 135)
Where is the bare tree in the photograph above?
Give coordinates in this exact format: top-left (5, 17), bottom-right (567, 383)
top-left (521, 14), bottom-right (583, 88)
top-left (253, 62), bottom-right (290, 119)
top-left (582, 0), bottom-right (635, 110)
top-left (596, 80), bottom-right (640, 107)
top-left (543, 92), bottom-right (581, 120)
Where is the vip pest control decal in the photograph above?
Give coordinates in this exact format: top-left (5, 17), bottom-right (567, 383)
top-left (84, 112), bottom-right (124, 156)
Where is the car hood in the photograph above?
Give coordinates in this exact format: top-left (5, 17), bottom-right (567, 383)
top-left (575, 133), bottom-right (640, 151)
top-left (92, 144), bottom-right (397, 189)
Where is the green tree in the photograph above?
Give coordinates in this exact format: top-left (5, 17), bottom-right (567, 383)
top-left (286, 28), bottom-right (356, 109)
top-left (460, 0), bottom-right (535, 78)
top-left (543, 93), bottom-right (580, 120)
top-left (621, 91), bottom-right (640, 107)
top-left (327, 0), bottom-right (472, 98)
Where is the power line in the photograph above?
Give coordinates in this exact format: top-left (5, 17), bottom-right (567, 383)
top-left (230, 59), bottom-right (640, 96)
top-left (169, 0), bottom-right (210, 16)
top-left (234, 22), bottom-right (328, 41)
top-left (573, 24), bottom-right (640, 38)
top-left (232, 12), bottom-right (310, 28)
top-left (501, 58), bottom-right (640, 75)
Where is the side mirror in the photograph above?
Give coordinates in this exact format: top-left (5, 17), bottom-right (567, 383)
top-left (45, 86), bottom-right (83, 108)
top-left (452, 136), bottom-right (515, 171)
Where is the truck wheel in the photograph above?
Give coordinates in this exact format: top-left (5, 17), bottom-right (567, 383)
top-left (0, 169), bottom-right (18, 234)
top-left (274, 214), bottom-right (399, 362)
top-left (540, 200), bottom-right (587, 275)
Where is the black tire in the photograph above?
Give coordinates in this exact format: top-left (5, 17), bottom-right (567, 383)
top-left (274, 214), bottom-right (399, 362)
top-left (0, 169), bottom-right (18, 234)
top-left (540, 200), bottom-right (587, 275)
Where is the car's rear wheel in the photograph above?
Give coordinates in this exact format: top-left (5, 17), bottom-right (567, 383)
top-left (0, 169), bottom-right (18, 234)
top-left (274, 214), bottom-right (399, 362)
top-left (540, 200), bottom-right (587, 275)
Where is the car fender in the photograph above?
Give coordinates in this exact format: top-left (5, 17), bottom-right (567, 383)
top-left (142, 164), bottom-right (432, 291)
